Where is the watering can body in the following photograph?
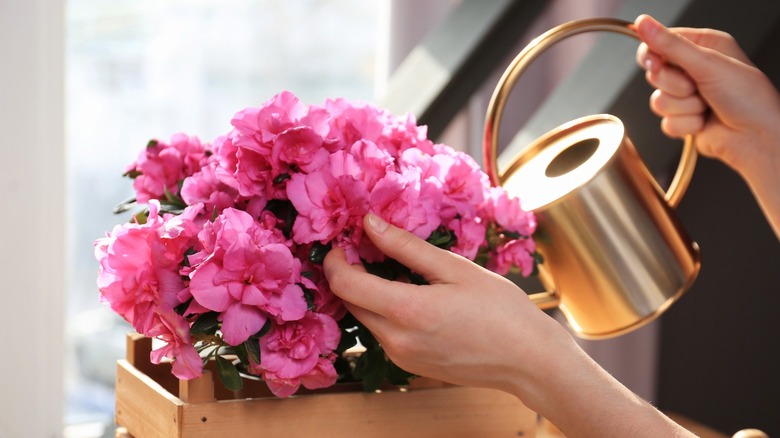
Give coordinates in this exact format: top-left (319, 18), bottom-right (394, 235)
top-left (484, 18), bottom-right (700, 339)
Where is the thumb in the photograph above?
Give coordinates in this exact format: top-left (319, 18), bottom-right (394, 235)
top-left (362, 214), bottom-right (472, 284)
top-left (634, 14), bottom-right (723, 83)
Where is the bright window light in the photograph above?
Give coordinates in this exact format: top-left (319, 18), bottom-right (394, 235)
top-left (65, 1), bottom-right (379, 434)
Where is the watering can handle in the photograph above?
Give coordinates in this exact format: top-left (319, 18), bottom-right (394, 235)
top-left (483, 17), bottom-right (697, 208)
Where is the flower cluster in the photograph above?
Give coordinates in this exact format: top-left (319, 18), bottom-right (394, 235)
top-left (95, 91), bottom-right (538, 397)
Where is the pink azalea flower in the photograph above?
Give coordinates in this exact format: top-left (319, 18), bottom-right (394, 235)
top-left (484, 187), bottom-right (536, 237)
top-left (299, 356), bottom-right (339, 390)
top-left (287, 167), bottom-right (370, 248)
top-left (262, 356), bottom-right (338, 398)
top-left (347, 139), bottom-right (394, 191)
top-left (180, 161), bottom-right (240, 216)
top-left (324, 98), bottom-right (386, 149)
top-left (271, 125), bottom-right (329, 173)
top-left (488, 237), bottom-right (537, 277)
top-left (448, 217), bottom-right (487, 261)
top-left (432, 147), bottom-right (488, 220)
top-left (211, 134), bottom-right (241, 190)
top-left (147, 308), bottom-right (203, 380)
top-left (369, 168), bottom-right (442, 240)
top-left (187, 208), bottom-right (307, 346)
top-left (95, 201), bottom-right (200, 334)
top-left (99, 90), bottom-right (540, 393)
top-left (126, 133), bottom-right (207, 204)
top-left (231, 91), bottom-right (307, 149)
top-left (233, 146), bottom-right (274, 199)
top-left (377, 112), bottom-right (435, 156)
top-left (300, 261), bottom-right (347, 320)
top-left (255, 312), bottom-right (340, 397)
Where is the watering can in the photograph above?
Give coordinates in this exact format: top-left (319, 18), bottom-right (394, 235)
top-left (483, 18), bottom-right (700, 339)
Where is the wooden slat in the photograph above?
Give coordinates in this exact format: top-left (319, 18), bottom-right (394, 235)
top-left (115, 360), bottom-right (183, 438)
top-left (179, 370), bottom-right (216, 404)
top-left (125, 332), bottom-right (151, 368)
top-left (117, 334), bottom-right (538, 437)
top-left (178, 386), bottom-right (536, 438)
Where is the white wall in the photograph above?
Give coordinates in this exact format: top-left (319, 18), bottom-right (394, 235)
top-left (0, 0), bottom-right (65, 437)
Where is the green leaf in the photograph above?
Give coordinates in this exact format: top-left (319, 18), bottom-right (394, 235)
top-left (233, 343), bottom-right (249, 366)
top-left (273, 173), bottom-right (291, 185)
top-left (162, 185), bottom-right (186, 209)
top-left (333, 355), bottom-right (355, 382)
top-left (354, 347), bottom-right (388, 392)
top-left (301, 285), bottom-right (316, 311)
top-left (159, 207), bottom-right (185, 215)
top-left (112, 197), bottom-right (138, 214)
top-left (257, 318), bottom-right (273, 338)
top-left (133, 210), bottom-right (149, 225)
top-left (356, 324), bottom-right (378, 349)
top-left (263, 199), bottom-right (297, 238)
top-left (146, 139), bottom-right (159, 149)
top-left (174, 298), bottom-right (192, 316)
top-left (122, 169), bottom-right (142, 179)
top-left (336, 328), bottom-right (358, 352)
top-left (531, 251), bottom-right (544, 276)
top-left (308, 242), bottom-right (332, 265)
top-left (338, 312), bottom-right (359, 330)
top-left (406, 271), bottom-right (427, 286)
top-left (426, 226), bottom-right (456, 250)
top-left (181, 247), bottom-right (197, 268)
top-left (362, 258), bottom-right (402, 280)
top-left (244, 337), bottom-right (261, 364)
top-left (215, 355), bottom-right (243, 391)
top-left (190, 312), bottom-right (220, 335)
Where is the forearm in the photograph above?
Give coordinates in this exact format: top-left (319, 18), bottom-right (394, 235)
top-left (739, 129), bottom-right (780, 240)
top-left (501, 326), bottom-right (695, 437)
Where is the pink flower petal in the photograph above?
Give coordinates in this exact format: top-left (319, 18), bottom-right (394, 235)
top-left (220, 302), bottom-right (268, 346)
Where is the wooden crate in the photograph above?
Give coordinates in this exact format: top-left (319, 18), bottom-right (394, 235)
top-left (115, 333), bottom-right (537, 437)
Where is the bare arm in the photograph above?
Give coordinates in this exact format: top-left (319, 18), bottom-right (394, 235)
top-left (324, 214), bottom-right (696, 437)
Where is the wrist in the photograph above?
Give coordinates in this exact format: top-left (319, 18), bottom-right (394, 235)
top-left (739, 125), bottom-right (780, 238)
top-left (495, 315), bottom-right (696, 437)
top-left (495, 313), bottom-right (584, 412)
top-left (737, 82), bottom-right (780, 175)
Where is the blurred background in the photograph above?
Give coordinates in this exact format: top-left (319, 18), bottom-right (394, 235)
top-left (65, 0), bottom-right (380, 436)
top-left (1, 0), bottom-right (778, 437)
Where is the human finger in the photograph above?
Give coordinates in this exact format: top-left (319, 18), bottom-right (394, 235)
top-left (636, 42), bottom-right (660, 73)
top-left (670, 27), bottom-right (752, 65)
top-left (323, 245), bottom-right (417, 316)
top-left (361, 213), bottom-right (474, 285)
top-left (634, 14), bottom-right (728, 84)
top-left (340, 300), bottom-right (387, 339)
top-left (649, 89), bottom-right (707, 117)
top-left (660, 114), bottom-right (706, 139)
top-left (644, 63), bottom-right (697, 98)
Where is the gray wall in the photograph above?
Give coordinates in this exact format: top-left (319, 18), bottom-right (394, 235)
top-left (653, 13), bottom-right (780, 435)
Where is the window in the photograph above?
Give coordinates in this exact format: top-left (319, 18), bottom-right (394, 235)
top-left (65, 1), bottom-right (380, 434)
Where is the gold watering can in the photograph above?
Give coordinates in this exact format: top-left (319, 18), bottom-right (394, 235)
top-left (483, 18), bottom-right (700, 339)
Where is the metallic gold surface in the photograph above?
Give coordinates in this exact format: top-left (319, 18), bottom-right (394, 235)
top-left (482, 18), bottom-right (700, 338)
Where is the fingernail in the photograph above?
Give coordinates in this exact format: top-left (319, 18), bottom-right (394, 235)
top-left (637, 14), bottom-right (659, 41)
top-left (367, 213), bottom-right (389, 234)
top-left (643, 57), bottom-right (653, 72)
